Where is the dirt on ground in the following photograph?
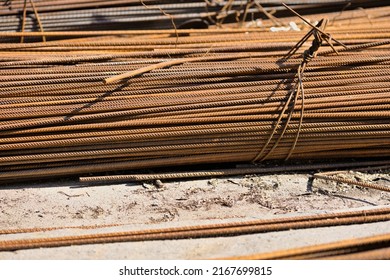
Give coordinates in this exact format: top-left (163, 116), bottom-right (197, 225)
top-left (1, 166), bottom-right (390, 259)
top-left (1, 169), bottom-right (389, 230)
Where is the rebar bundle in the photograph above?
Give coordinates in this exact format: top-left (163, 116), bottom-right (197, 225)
top-left (0, 2), bottom-right (389, 183)
top-left (0, 0), bottom-right (388, 35)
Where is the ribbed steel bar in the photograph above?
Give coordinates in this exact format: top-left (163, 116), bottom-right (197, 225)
top-left (1, 207), bottom-right (389, 251)
top-left (322, 247), bottom-right (390, 260)
top-left (314, 174), bottom-right (390, 193)
top-left (79, 159), bottom-right (390, 183)
top-left (223, 231), bottom-right (390, 260)
top-left (0, 3), bottom-right (389, 183)
top-left (0, 0), bottom-right (386, 37)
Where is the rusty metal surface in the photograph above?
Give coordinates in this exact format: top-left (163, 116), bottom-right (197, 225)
top-left (226, 230), bottom-right (390, 260)
top-left (1, 207), bottom-right (389, 252)
top-left (0, 2), bottom-right (389, 184)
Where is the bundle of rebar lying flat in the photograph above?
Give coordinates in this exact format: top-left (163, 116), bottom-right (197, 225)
top-left (0, 3), bottom-right (389, 183)
top-left (0, 0), bottom-right (388, 36)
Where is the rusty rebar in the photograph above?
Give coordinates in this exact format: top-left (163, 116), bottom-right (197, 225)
top-left (1, 207), bottom-right (389, 251)
top-left (223, 231), bottom-right (390, 260)
top-left (0, 3), bottom-right (389, 183)
top-left (79, 159), bottom-right (390, 183)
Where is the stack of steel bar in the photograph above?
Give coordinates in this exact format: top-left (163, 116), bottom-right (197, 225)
top-left (0, 3), bottom-right (389, 183)
top-left (0, 0), bottom-right (387, 36)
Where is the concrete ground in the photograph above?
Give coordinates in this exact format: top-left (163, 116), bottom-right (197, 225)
top-left (1, 169), bottom-right (389, 259)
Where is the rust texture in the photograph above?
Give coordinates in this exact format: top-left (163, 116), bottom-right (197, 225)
top-left (225, 231), bottom-right (390, 260)
top-left (1, 207), bottom-right (389, 251)
top-left (0, 2), bottom-right (389, 184)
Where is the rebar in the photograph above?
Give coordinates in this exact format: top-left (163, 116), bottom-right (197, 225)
top-left (223, 231), bottom-right (390, 260)
top-left (1, 207), bottom-right (389, 251)
top-left (0, 2), bottom-right (389, 183)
